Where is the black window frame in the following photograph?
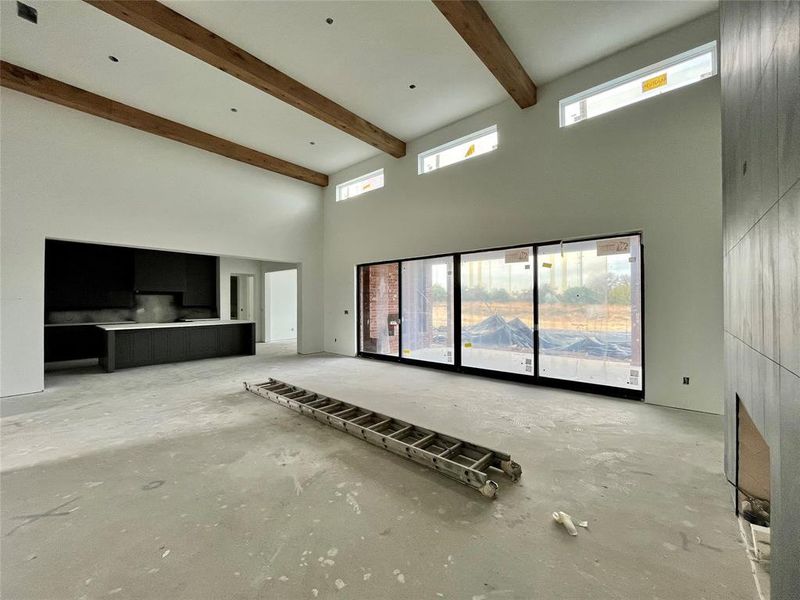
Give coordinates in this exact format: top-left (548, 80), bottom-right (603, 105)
top-left (356, 232), bottom-right (645, 401)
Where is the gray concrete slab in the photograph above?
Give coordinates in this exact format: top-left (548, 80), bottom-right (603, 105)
top-left (1, 343), bottom-right (756, 599)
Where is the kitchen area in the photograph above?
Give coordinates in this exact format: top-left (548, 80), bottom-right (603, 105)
top-left (44, 240), bottom-right (255, 372)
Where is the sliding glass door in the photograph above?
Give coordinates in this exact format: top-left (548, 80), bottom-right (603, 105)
top-left (401, 257), bottom-right (455, 365)
top-left (358, 263), bottom-right (400, 357)
top-left (356, 234), bottom-right (643, 398)
top-left (537, 235), bottom-right (642, 390)
top-left (460, 247), bottom-right (535, 376)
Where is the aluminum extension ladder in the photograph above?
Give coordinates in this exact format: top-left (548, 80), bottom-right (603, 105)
top-left (244, 378), bottom-right (522, 498)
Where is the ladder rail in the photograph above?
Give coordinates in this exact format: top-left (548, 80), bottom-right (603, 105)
top-left (244, 379), bottom-right (522, 497)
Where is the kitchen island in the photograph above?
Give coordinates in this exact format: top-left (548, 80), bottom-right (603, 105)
top-left (98, 320), bottom-right (256, 372)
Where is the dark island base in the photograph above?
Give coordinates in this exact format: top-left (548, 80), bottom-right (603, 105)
top-left (100, 322), bottom-right (256, 372)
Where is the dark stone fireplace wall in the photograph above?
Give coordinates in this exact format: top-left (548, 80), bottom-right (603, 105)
top-left (720, 1), bottom-right (799, 596)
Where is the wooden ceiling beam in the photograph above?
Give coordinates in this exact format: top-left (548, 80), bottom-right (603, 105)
top-left (84, 0), bottom-right (407, 158)
top-left (0, 62), bottom-right (328, 186)
top-left (432, 0), bottom-right (537, 109)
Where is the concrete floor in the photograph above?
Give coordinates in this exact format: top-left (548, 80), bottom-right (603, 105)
top-left (1, 343), bottom-right (756, 600)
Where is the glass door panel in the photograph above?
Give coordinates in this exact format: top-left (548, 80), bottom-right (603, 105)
top-left (401, 257), bottom-right (455, 365)
top-left (460, 247), bottom-right (535, 375)
top-left (537, 235), bottom-right (642, 390)
top-left (358, 263), bottom-right (400, 357)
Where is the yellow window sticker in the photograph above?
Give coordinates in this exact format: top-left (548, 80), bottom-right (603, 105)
top-left (642, 73), bottom-right (667, 92)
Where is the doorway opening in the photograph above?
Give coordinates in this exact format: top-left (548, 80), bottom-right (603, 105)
top-left (230, 274), bottom-right (255, 321)
top-left (264, 269), bottom-right (297, 342)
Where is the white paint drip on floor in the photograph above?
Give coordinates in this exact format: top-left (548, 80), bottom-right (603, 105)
top-left (346, 493), bottom-right (361, 514)
top-left (268, 543), bottom-right (285, 565)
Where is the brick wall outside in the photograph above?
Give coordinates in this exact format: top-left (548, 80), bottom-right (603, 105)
top-left (363, 263), bottom-right (399, 354)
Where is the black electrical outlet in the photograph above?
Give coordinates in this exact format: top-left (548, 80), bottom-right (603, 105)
top-left (683, 377), bottom-right (690, 385)
top-left (17, 2), bottom-right (37, 24)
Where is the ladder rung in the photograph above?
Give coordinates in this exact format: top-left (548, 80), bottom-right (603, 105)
top-left (331, 407), bottom-right (358, 418)
top-left (350, 412), bottom-right (374, 424)
top-left (294, 394), bottom-right (316, 403)
top-left (412, 433), bottom-right (437, 448)
top-left (318, 402), bottom-right (343, 413)
top-left (368, 419), bottom-right (392, 430)
top-left (388, 425), bottom-right (413, 439)
top-left (306, 398), bottom-right (330, 408)
top-left (470, 452), bottom-right (494, 472)
top-left (261, 383), bottom-right (285, 391)
top-left (439, 442), bottom-right (463, 458)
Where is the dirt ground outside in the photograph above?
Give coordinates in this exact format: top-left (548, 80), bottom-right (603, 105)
top-left (430, 302), bottom-right (632, 332)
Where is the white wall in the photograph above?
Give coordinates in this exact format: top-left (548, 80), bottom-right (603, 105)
top-left (266, 269), bottom-right (298, 341)
top-left (0, 91), bottom-right (324, 397)
top-left (323, 13), bottom-right (724, 414)
top-left (219, 257), bottom-right (262, 338)
top-left (218, 258), bottom-right (298, 342)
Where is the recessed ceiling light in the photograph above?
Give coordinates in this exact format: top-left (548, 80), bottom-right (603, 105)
top-left (230, 107), bottom-right (238, 112)
top-left (108, 55), bottom-right (119, 63)
top-left (17, 2), bottom-right (37, 24)
top-left (409, 84), bottom-right (417, 90)
top-left (325, 17), bottom-right (334, 25)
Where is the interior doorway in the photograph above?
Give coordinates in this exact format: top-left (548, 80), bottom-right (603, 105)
top-left (264, 269), bottom-right (297, 341)
top-left (230, 274), bottom-right (255, 321)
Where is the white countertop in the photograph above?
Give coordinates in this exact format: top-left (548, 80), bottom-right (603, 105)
top-left (45, 321), bottom-right (136, 327)
top-left (97, 320), bottom-right (254, 331)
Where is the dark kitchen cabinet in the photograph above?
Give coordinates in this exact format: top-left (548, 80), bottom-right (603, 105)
top-left (186, 327), bottom-right (220, 360)
top-left (134, 249), bottom-right (186, 293)
top-left (45, 241), bottom-right (218, 313)
top-left (100, 323), bottom-right (255, 371)
top-left (114, 330), bottom-right (154, 367)
top-left (151, 329), bottom-right (186, 362)
top-left (183, 254), bottom-right (218, 307)
top-left (44, 325), bottom-right (104, 361)
top-left (45, 240), bottom-right (134, 310)
top-left (219, 324), bottom-right (248, 355)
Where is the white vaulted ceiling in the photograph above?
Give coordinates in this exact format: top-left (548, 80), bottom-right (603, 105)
top-left (0, 0), bottom-right (717, 177)
top-left (481, 0), bottom-right (717, 84)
